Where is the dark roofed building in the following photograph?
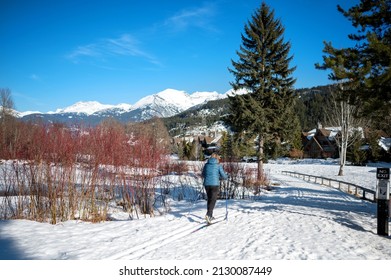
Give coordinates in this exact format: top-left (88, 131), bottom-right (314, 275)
top-left (302, 127), bottom-right (339, 159)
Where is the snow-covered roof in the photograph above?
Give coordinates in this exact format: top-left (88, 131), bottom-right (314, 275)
top-left (306, 127), bottom-right (364, 141)
top-left (379, 137), bottom-right (391, 152)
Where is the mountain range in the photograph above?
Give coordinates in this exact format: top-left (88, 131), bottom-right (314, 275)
top-left (17, 89), bottom-right (234, 125)
top-left (13, 85), bottom-right (335, 135)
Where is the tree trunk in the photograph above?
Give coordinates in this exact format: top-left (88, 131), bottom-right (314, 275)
top-left (338, 159), bottom-right (345, 176)
top-left (338, 100), bottom-right (349, 176)
top-left (257, 134), bottom-right (264, 181)
top-left (338, 139), bottom-right (347, 176)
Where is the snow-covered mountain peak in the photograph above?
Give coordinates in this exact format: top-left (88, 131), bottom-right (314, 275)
top-left (134, 89), bottom-right (189, 110)
top-left (156, 88), bottom-right (189, 100)
top-left (190, 91), bottom-right (224, 104)
top-left (49, 101), bottom-right (115, 115)
top-left (134, 88), bottom-right (226, 112)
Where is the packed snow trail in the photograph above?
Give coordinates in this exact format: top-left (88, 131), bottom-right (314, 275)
top-left (1, 172), bottom-right (390, 260)
top-left (122, 173), bottom-right (390, 260)
top-left (107, 221), bottom-right (204, 260)
top-left (106, 213), bottom-right (239, 260)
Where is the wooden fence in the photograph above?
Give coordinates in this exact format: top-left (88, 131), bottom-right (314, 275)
top-left (281, 170), bottom-right (377, 202)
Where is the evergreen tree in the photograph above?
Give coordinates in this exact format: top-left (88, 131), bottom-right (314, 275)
top-left (220, 131), bottom-right (239, 161)
top-left (316, 0), bottom-right (390, 124)
top-left (228, 2), bottom-right (296, 180)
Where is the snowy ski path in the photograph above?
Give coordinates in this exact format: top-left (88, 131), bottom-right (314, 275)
top-left (1, 169), bottom-right (390, 260)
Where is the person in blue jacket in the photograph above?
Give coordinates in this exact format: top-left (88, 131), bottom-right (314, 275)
top-left (202, 153), bottom-right (228, 224)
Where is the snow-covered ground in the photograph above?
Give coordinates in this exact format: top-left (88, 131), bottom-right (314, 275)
top-left (1, 159), bottom-right (390, 261)
top-left (267, 158), bottom-right (391, 193)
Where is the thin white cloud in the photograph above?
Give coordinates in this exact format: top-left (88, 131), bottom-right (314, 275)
top-left (67, 34), bottom-right (160, 66)
top-left (106, 34), bottom-right (145, 56)
top-left (66, 3), bottom-right (218, 67)
top-left (68, 45), bottom-right (101, 59)
top-left (164, 3), bottom-right (218, 33)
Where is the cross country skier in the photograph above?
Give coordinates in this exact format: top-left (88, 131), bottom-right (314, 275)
top-left (202, 153), bottom-right (228, 224)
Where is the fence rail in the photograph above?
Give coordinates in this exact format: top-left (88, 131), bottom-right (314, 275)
top-left (281, 170), bottom-right (377, 202)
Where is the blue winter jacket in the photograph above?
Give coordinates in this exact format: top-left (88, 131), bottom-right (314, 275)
top-left (202, 157), bottom-right (228, 187)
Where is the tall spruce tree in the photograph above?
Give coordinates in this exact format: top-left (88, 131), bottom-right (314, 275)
top-left (228, 2), bottom-right (297, 181)
top-left (316, 0), bottom-right (390, 129)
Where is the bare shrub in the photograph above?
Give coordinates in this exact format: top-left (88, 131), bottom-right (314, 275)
top-left (220, 162), bottom-right (271, 199)
top-left (0, 118), bottom-right (170, 223)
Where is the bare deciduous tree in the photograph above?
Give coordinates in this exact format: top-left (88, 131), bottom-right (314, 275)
top-left (327, 85), bottom-right (366, 176)
top-left (0, 88), bottom-right (14, 120)
top-left (0, 88), bottom-right (16, 157)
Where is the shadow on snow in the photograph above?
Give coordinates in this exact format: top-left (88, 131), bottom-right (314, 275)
top-left (0, 221), bottom-right (29, 260)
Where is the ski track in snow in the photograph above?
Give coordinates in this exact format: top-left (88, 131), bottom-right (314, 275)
top-left (107, 212), bottom-right (242, 260)
top-left (107, 220), bottom-right (205, 260)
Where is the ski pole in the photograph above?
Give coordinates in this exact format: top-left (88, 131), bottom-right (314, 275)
top-left (225, 176), bottom-right (229, 221)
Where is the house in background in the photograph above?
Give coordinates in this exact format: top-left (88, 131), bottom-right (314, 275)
top-left (379, 137), bottom-right (391, 154)
top-left (302, 123), bottom-right (391, 161)
top-left (302, 125), bottom-right (340, 159)
top-left (361, 136), bottom-right (391, 162)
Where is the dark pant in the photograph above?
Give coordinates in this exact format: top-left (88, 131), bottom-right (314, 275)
top-left (205, 186), bottom-right (219, 217)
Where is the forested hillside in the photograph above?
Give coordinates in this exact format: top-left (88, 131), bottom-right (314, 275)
top-left (163, 85), bottom-right (336, 136)
top-left (163, 98), bottom-right (230, 136)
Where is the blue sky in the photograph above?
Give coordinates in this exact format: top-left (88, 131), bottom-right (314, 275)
top-left (1, 0), bottom-right (358, 113)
